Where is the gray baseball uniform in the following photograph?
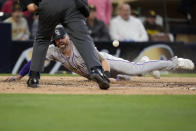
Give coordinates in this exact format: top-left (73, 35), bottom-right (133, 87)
top-left (46, 41), bottom-right (177, 79)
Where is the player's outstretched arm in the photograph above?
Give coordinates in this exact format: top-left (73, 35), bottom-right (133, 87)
top-left (4, 75), bottom-right (23, 82)
top-left (4, 61), bottom-right (31, 82)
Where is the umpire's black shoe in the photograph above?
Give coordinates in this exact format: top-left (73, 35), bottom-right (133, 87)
top-left (90, 68), bottom-right (110, 90)
top-left (27, 71), bottom-right (39, 88)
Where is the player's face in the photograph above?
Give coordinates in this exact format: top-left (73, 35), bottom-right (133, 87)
top-left (55, 35), bottom-right (70, 50)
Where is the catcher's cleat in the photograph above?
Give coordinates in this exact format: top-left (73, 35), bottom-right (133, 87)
top-left (140, 56), bottom-right (161, 79)
top-left (90, 68), bottom-right (110, 90)
top-left (27, 71), bottom-right (39, 88)
top-left (174, 57), bottom-right (195, 70)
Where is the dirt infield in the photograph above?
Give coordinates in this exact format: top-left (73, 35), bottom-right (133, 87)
top-left (0, 76), bottom-right (196, 95)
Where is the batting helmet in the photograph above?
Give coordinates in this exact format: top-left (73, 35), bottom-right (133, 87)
top-left (52, 26), bottom-right (67, 44)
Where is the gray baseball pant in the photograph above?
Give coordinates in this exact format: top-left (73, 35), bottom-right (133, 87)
top-left (109, 60), bottom-right (177, 77)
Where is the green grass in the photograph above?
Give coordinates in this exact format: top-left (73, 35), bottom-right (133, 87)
top-left (0, 94), bottom-right (196, 131)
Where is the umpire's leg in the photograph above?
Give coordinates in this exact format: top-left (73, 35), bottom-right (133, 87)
top-left (28, 0), bottom-right (60, 87)
top-left (30, 1), bottom-right (60, 72)
top-left (61, 3), bottom-right (101, 72)
top-left (61, 1), bottom-right (110, 89)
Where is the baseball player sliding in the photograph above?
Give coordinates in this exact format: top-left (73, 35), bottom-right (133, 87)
top-left (5, 27), bottom-right (195, 83)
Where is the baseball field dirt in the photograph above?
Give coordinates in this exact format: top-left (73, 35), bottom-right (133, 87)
top-left (0, 76), bottom-right (196, 94)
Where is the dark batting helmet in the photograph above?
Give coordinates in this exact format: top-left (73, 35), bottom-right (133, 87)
top-left (52, 26), bottom-right (67, 44)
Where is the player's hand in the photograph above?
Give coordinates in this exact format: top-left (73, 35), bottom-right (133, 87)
top-left (4, 75), bottom-right (23, 82)
top-left (109, 78), bottom-right (117, 83)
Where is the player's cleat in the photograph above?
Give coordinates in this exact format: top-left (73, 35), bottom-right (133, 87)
top-left (90, 68), bottom-right (110, 90)
top-left (140, 56), bottom-right (161, 79)
top-left (174, 57), bottom-right (195, 70)
top-left (27, 71), bottom-right (39, 88)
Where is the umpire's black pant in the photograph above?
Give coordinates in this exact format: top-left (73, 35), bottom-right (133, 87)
top-left (30, 0), bottom-right (101, 72)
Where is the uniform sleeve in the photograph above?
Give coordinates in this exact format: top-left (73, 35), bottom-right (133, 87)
top-left (45, 45), bottom-right (56, 61)
top-left (18, 60), bottom-right (40, 78)
top-left (19, 61), bottom-right (31, 76)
